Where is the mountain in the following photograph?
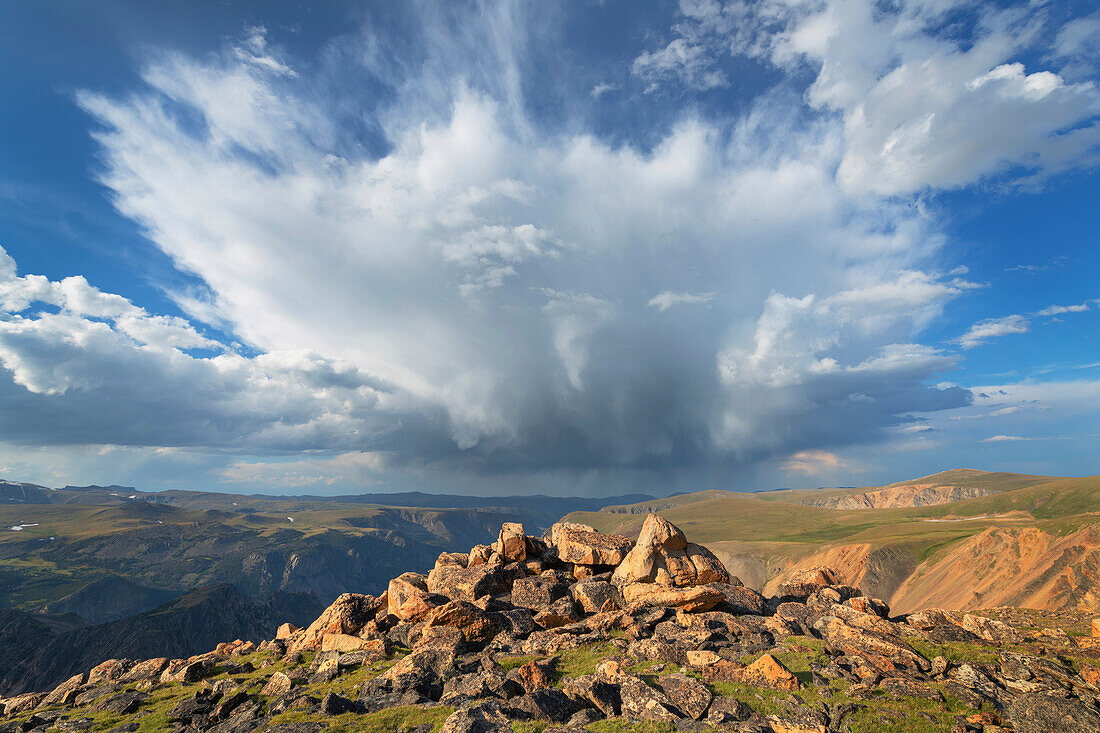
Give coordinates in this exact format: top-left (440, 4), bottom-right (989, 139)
top-left (40, 576), bottom-right (179, 624)
top-left (0, 481), bottom-right (53, 505)
top-left (3, 514), bottom-right (1098, 733)
top-left (0, 486), bottom-right (656, 614)
top-left (566, 469), bottom-right (1100, 615)
top-left (0, 584), bottom-right (322, 695)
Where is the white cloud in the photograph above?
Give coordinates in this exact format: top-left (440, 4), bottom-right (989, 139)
top-left (632, 38), bottom-right (729, 92)
top-left (956, 314), bottom-right (1030, 349)
top-left (982, 434), bottom-right (1031, 442)
top-left (646, 291), bottom-right (714, 312)
top-left (636, 0), bottom-right (1100, 195)
top-left (218, 452), bottom-right (386, 487)
top-left (591, 82), bottom-right (618, 99)
top-left (778, 450), bottom-right (857, 476)
top-left (1035, 302), bottom-right (1091, 317)
top-left (14, 8), bottom-right (1088, 490)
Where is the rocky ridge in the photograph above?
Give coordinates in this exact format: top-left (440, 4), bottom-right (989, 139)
top-left (4, 514), bottom-right (1100, 732)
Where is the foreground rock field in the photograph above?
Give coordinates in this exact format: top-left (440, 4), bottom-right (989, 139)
top-left (4, 515), bottom-right (1100, 733)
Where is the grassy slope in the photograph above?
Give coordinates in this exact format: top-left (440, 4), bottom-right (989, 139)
top-left (567, 471), bottom-right (1100, 597)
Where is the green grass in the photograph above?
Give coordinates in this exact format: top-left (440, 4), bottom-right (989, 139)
top-left (265, 705), bottom-right (453, 732)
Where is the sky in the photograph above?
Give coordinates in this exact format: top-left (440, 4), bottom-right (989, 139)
top-left (0, 0), bottom-right (1098, 496)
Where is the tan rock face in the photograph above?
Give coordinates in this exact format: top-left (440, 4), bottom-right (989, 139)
top-left (776, 567), bottom-right (842, 598)
top-left (496, 522), bottom-right (527, 561)
top-left (621, 583), bottom-right (724, 612)
top-left (963, 613), bottom-right (1024, 644)
top-left (118, 657), bottom-right (168, 683)
top-left (551, 521), bottom-right (635, 566)
top-left (426, 564), bottom-right (506, 602)
top-left (734, 653), bottom-right (799, 691)
top-left (425, 600), bottom-right (501, 646)
top-left (275, 622), bottom-right (299, 640)
top-left (43, 674), bottom-right (85, 706)
top-left (320, 633), bottom-right (387, 655)
top-left (387, 573), bottom-right (436, 623)
top-left (434, 552), bottom-right (469, 569)
top-left (612, 514), bottom-right (731, 589)
top-left (290, 592), bottom-right (381, 652)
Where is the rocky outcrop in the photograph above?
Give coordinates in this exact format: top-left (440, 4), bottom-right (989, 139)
top-left (806, 483), bottom-right (997, 509)
top-left (6, 514), bottom-right (1100, 733)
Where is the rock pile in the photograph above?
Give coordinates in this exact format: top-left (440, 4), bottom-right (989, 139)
top-left (4, 514), bottom-right (1100, 732)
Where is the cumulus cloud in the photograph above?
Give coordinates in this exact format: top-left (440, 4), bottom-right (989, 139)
top-left (956, 315), bottom-right (1030, 349)
top-left (646, 291), bottom-right (714, 312)
top-left (6, 4), bottom-right (1078, 491)
top-left (778, 450), bottom-right (857, 476)
top-left (636, 0), bottom-right (1100, 194)
top-left (1035, 302), bottom-right (1091, 317)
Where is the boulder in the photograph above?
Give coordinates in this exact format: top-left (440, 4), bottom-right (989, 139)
top-left (733, 653), bottom-right (799, 691)
top-left (387, 573), bottom-right (437, 622)
top-left (439, 701), bottom-right (513, 733)
top-left (427, 565), bottom-right (507, 603)
top-left (1007, 691), bottom-right (1100, 733)
top-left (534, 596), bottom-right (582, 628)
top-left (425, 600), bottom-right (501, 646)
top-left (706, 696), bottom-right (751, 725)
top-left (509, 657), bottom-right (557, 693)
top-left (618, 674), bottom-right (682, 723)
top-left (712, 582), bottom-right (768, 615)
top-left (511, 574), bottom-right (571, 611)
top-left (43, 673), bottom-right (86, 706)
top-left (435, 552), bottom-right (469, 569)
top-left (654, 673), bottom-right (712, 720)
top-left (289, 592), bottom-right (380, 652)
top-left (550, 522), bottom-right (634, 566)
top-left (495, 522), bottom-right (527, 562)
top-left (963, 613), bottom-right (1025, 644)
top-left (319, 633), bottom-right (388, 656)
top-left (87, 659), bottom-right (131, 685)
top-left (505, 689), bottom-right (582, 722)
top-left (621, 582), bottom-right (724, 612)
top-left (612, 542), bottom-right (660, 585)
top-left (119, 657), bottom-right (169, 683)
top-left (468, 544), bottom-right (493, 567)
top-left (571, 579), bottom-right (620, 614)
top-left (561, 674), bottom-right (620, 718)
top-left (277, 621), bottom-right (298, 639)
top-left (612, 514), bottom-right (730, 588)
top-left (261, 671), bottom-right (295, 697)
top-left (636, 514), bottom-right (686, 550)
top-left (775, 567), bottom-right (841, 599)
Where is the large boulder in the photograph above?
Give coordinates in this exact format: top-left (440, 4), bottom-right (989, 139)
top-left (654, 673), bottom-right (712, 720)
top-left (495, 522), bottom-right (527, 562)
top-left (621, 582), bottom-right (724, 612)
top-left (612, 514), bottom-right (730, 589)
top-left (733, 653), bottom-right (799, 691)
top-left (427, 564), bottom-right (508, 602)
top-left (288, 592), bottom-right (380, 653)
top-left (425, 600), bottom-right (501, 647)
top-left (388, 573), bottom-right (437, 622)
top-left (550, 522), bottom-right (635, 566)
top-left (512, 573), bottom-right (571, 611)
top-left (571, 578), bottom-right (620, 613)
top-left (775, 567), bottom-right (841, 599)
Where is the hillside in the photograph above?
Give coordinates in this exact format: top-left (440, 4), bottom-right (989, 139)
top-left (3, 515), bottom-right (1099, 733)
top-left (566, 470), bottom-right (1100, 615)
top-left (0, 488), bottom-right (654, 613)
top-left (0, 585), bottom-right (322, 695)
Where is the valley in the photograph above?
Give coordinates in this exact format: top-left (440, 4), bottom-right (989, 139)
top-left (566, 469), bottom-right (1100, 615)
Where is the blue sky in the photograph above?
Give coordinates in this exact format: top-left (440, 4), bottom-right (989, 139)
top-left (0, 0), bottom-right (1098, 495)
